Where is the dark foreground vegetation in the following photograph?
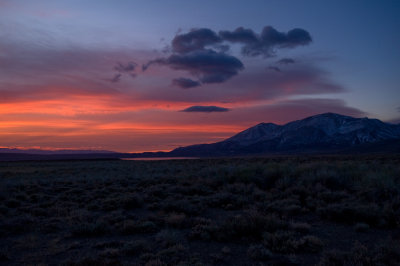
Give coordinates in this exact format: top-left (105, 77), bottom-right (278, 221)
top-left (0, 156), bottom-right (399, 265)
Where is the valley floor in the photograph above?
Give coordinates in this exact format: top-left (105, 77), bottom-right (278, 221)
top-left (0, 155), bottom-right (399, 265)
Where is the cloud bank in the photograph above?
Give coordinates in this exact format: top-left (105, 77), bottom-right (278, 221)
top-left (172, 78), bottom-right (201, 89)
top-left (144, 50), bottom-right (244, 84)
top-left (144, 26), bottom-right (312, 88)
top-left (277, 58), bottom-right (295, 64)
top-left (180, 106), bottom-right (230, 112)
top-left (220, 26), bottom-right (312, 57)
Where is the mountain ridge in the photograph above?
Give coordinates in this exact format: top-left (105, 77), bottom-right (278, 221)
top-left (1, 113), bottom-right (399, 161)
top-left (170, 113), bottom-right (400, 156)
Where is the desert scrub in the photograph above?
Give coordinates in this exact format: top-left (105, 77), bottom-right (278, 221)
top-left (121, 193), bottom-right (144, 210)
top-left (296, 235), bottom-right (324, 253)
top-left (71, 220), bottom-right (110, 237)
top-left (164, 213), bottom-right (187, 228)
top-left (0, 156), bottom-right (399, 265)
top-left (317, 202), bottom-right (384, 226)
top-left (188, 218), bottom-right (216, 241)
top-left (123, 240), bottom-right (151, 256)
top-left (247, 244), bottom-right (273, 261)
top-left (214, 212), bottom-right (287, 242)
top-left (290, 222), bottom-right (311, 233)
top-left (159, 198), bottom-right (202, 215)
top-left (120, 219), bottom-right (158, 234)
top-left (354, 222), bottom-right (370, 232)
top-left (263, 231), bottom-right (298, 253)
top-left (262, 232), bottom-right (323, 254)
top-left (318, 240), bottom-right (400, 266)
top-left (0, 215), bottom-right (35, 236)
top-left (156, 229), bottom-right (183, 248)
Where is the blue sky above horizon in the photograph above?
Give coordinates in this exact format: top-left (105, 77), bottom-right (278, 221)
top-left (0, 0), bottom-right (399, 152)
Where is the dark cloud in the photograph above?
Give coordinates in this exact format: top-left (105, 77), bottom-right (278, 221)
top-left (267, 66), bottom-right (281, 72)
top-left (214, 44), bottom-right (230, 53)
top-left (171, 26), bottom-right (311, 57)
top-left (110, 73), bottom-right (122, 83)
top-left (144, 50), bottom-right (244, 84)
top-left (219, 27), bottom-right (258, 43)
top-left (172, 78), bottom-right (201, 89)
top-left (220, 26), bottom-right (312, 57)
top-left (180, 105), bottom-right (230, 113)
top-left (277, 58), bottom-right (295, 64)
top-left (143, 26), bottom-right (311, 87)
top-left (397, 106), bottom-right (400, 112)
top-left (113, 62), bottom-right (137, 81)
top-left (115, 61), bottom-right (137, 73)
top-left (285, 28), bottom-right (312, 46)
top-left (172, 28), bottom-right (222, 54)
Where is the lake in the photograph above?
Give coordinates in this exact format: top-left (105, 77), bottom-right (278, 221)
top-left (121, 157), bottom-right (199, 161)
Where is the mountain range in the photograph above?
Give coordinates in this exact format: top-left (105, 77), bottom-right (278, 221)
top-left (1, 113), bottom-right (400, 160)
top-left (169, 113), bottom-right (400, 156)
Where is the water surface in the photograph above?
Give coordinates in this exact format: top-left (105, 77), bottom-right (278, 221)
top-left (121, 157), bottom-right (199, 161)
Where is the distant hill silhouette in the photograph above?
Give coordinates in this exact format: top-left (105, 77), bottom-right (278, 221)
top-left (0, 148), bottom-right (116, 155)
top-left (0, 149), bottom-right (120, 161)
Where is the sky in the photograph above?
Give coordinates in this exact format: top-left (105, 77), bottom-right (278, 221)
top-left (0, 0), bottom-right (399, 152)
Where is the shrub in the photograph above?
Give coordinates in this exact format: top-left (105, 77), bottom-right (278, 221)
top-left (317, 203), bottom-right (383, 226)
top-left (165, 213), bottom-right (187, 228)
top-left (317, 241), bottom-right (400, 266)
top-left (100, 197), bottom-right (120, 211)
top-left (317, 249), bottom-right (348, 266)
top-left (157, 244), bottom-right (187, 264)
top-left (144, 258), bottom-right (167, 266)
top-left (374, 240), bottom-right (400, 265)
top-left (348, 242), bottom-right (374, 265)
top-left (159, 199), bottom-right (201, 215)
top-left (0, 250), bottom-right (8, 262)
top-left (95, 241), bottom-right (123, 249)
top-left (247, 244), bottom-right (272, 261)
top-left (5, 199), bottom-right (20, 208)
top-left (65, 256), bottom-right (122, 266)
top-left (296, 235), bottom-right (324, 253)
top-left (122, 193), bottom-right (144, 210)
top-left (41, 218), bottom-right (62, 233)
top-left (215, 212), bottom-right (287, 241)
top-left (123, 240), bottom-right (151, 256)
top-left (71, 221), bottom-right (109, 237)
top-left (100, 248), bottom-right (121, 258)
top-left (263, 231), bottom-right (298, 254)
top-left (1, 216), bottom-right (35, 236)
top-left (354, 223), bottom-right (370, 232)
top-left (156, 229), bottom-right (181, 248)
top-left (120, 220), bottom-right (158, 234)
top-left (265, 198), bottom-right (302, 215)
top-left (290, 222), bottom-right (311, 234)
top-left (221, 246), bottom-right (231, 255)
top-left (188, 218), bottom-right (216, 241)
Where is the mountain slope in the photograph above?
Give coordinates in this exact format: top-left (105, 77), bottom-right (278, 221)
top-left (170, 113), bottom-right (400, 156)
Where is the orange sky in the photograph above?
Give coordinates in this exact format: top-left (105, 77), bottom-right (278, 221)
top-left (2, 1), bottom-right (398, 152)
top-left (0, 91), bottom-right (365, 152)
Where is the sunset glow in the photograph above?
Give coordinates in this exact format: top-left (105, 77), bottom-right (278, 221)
top-left (1, 0), bottom-right (399, 152)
